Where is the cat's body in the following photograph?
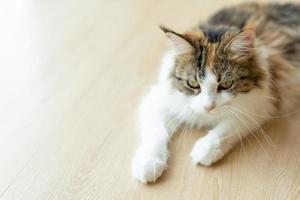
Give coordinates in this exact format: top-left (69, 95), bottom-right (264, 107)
top-left (132, 2), bottom-right (300, 183)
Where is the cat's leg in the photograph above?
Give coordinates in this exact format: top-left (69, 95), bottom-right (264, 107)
top-left (190, 119), bottom-right (254, 166)
top-left (132, 86), bottom-right (177, 183)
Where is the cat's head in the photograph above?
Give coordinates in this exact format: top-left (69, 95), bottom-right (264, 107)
top-left (160, 25), bottom-right (265, 114)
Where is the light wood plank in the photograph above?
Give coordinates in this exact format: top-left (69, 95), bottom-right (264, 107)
top-left (0, 0), bottom-right (299, 199)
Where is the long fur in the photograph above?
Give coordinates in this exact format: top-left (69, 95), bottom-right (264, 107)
top-left (132, 2), bottom-right (300, 183)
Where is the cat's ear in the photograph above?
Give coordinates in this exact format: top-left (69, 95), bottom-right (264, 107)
top-left (225, 29), bottom-right (255, 61)
top-left (159, 25), bottom-right (195, 55)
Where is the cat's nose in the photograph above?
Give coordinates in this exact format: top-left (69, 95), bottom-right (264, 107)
top-left (203, 103), bottom-right (216, 112)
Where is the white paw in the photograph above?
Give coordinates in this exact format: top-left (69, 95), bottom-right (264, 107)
top-left (132, 151), bottom-right (167, 184)
top-left (190, 136), bottom-right (225, 166)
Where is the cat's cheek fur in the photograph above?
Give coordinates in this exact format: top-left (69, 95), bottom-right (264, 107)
top-left (216, 92), bottom-right (233, 106)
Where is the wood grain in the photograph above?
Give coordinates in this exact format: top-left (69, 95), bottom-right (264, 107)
top-left (0, 0), bottom-right (299, 199)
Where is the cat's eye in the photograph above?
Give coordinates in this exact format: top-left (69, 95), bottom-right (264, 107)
top-left (218, 79), bottom-right (233, 91)
top-left (187, 80), bottom-right (200, 89)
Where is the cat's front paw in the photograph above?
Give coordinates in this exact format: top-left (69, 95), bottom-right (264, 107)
top-left (190, 136), bottom-right (225, 166)
top-left (132, 151), bottom-right (167, 184)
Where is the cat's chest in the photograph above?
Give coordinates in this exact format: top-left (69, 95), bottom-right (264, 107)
top-left (189, 112), bottom-right (219, 129)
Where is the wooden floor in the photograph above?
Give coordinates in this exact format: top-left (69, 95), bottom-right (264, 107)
top-left (0, 0), bottom-right (300, 199)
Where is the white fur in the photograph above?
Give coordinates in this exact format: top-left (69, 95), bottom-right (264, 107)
top-left (132, 50), bottom-right (275, 183)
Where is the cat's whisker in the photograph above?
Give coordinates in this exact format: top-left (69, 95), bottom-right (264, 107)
top-left (226, 109), bottom-right (273, 163)
top-left (260, 94), bottom-right (280, 102)
top-left (222, 104), bottom-right (300, 119)
top-left (225, 106), bottom-right (275, 148)
top-left (225, 110), bottom-right (247, 162)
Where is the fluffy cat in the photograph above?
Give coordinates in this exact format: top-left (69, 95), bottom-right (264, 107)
top-left (132, 2), bottom-right (300, 183)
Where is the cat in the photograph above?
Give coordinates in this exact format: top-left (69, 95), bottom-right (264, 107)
top-left (132, 2), bottom-right (300, 183)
